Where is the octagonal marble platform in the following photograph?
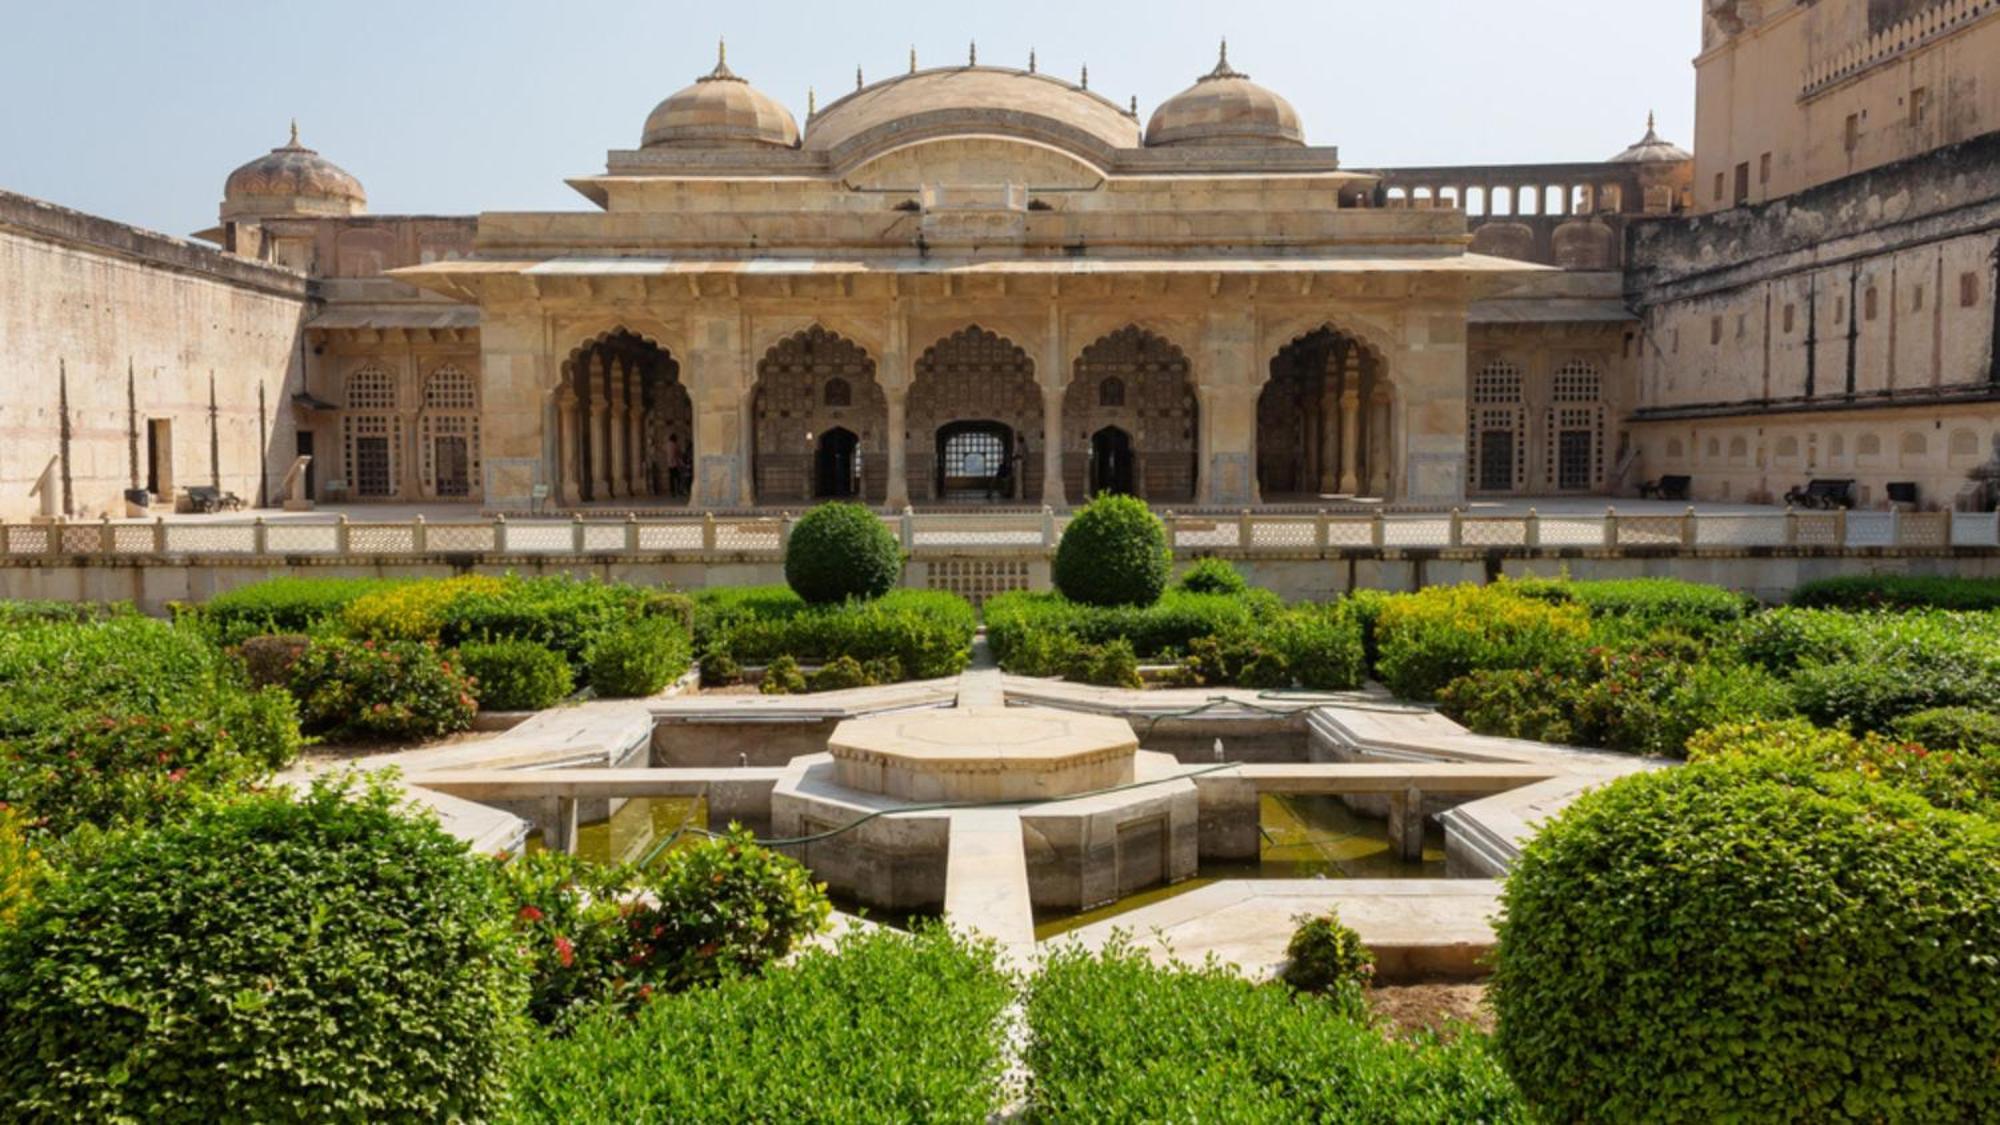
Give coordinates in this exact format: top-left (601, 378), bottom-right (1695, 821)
top-left (829, 705), bottom-right (1139, 802)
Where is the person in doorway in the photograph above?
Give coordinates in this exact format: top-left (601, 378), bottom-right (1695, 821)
top-left (664, 434), bottom-right (682, 497)
top-left (991, 446), bottom-right (1012, 502)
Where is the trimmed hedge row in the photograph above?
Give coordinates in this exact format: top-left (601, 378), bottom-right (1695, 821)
top-left (985, 589), bottom-right (1277, 663)
top-left (1028, 940), bottom-right (1526, 1122)
top-left (502, 926), bottom-right (1013, 1123)
top-left (695, 588), bottom-right (976, 681)
top-left (1792, 573), bottom-right (2000, 612)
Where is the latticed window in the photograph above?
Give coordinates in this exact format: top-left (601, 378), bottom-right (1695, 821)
top-left (423, 365), bottom-right (476, 410)
top-left (1552, 360), bottom-right (1602, 403)
top-left (1098, 377), bottom-right (1125, 407)
top-left (343, 413), bottom-right (400, 497)
top-left (824, 377), bottom-right (851, 407)
top-left (346, 365), bottom-right (397, 410)
top-left (1472, 361), bottom-right (1522, 405)
top-left (943, 430), bottom-right (1005, 477)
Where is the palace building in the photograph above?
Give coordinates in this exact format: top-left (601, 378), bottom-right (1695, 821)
top-left (3, 1), bottom-right (1997, 520)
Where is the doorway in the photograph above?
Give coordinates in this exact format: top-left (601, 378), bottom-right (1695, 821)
top-left (936, 421), bottom-right (1014, 501)
top-left (1089, 426), bottom-right (1134, 497)
top-left (434, 435), bottom-right (472, 498)
top-left (815, 427), bottom-right (860, 499)
top-left (296, 431), bottom-right (315, 498)
top-left (1478, 429), bottom-right (1516, 492)
top-left (145, 418), bottom-right (173, 498)
top-left (1557, 429), bottom-right (1594, 491)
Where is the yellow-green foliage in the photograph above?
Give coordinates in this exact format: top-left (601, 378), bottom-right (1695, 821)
top-left (1374, 583), bottom-right (1591, 701)
top-left (0, 809), bottom-right (41, 928)
top-left (341, 575), bottom-right (508, 642)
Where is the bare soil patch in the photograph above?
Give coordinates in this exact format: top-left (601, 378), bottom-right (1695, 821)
top-left (1366, 983), bottom-right (1493, 1038)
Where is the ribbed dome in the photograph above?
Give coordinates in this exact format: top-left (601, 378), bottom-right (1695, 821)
top-left (803, 65), bottom-right (1141, 156)
top-left (642, 43), bottom-right (799, 149)
top-left (1609, 113), bottom-right (1692, 164)
top-left (1146, 43), bottom-right (1304, 148)
top-left (222, 123), bottom-right (366, 214)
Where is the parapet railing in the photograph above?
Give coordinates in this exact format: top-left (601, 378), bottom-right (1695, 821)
top-left (1801, 0), bottom-right (1998, 98)
top-left (2, 507), bottom-right (1998, 562)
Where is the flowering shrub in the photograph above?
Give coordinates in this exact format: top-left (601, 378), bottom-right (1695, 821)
top-left (1282, 909), bottom-right (1375, 998)
top-left (1687, 717), bottom-right (2000, 818)
top-left (1374, 583), bottom-right (1592, 701)
top-left (341, 574), bottom-right (509, 642)
top-left (457, 639), bottom-right (574, 711)
top-left (1491, 761), bottom-right (2000, 1122)
top-left (586, 617), bottom-right (691, 698)
top-left (0, 809), bottom-right (41, 929)
top-left (498, 850), bottom-right (645, 1031)
top-left (185, 577), bottom-right (402, 646)
top-left (286, 638), bottom-right (477, 741)
top-left (1893, 705), bottom-right (2000, 754)
top-left (0, 774), bottom-right (525, 1121)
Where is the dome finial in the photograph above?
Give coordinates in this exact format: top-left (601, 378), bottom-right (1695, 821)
top-left (1203, 37), bottom-right (1247, 81)
top-left (1219, 38), bottom-right (1228, 67)
top-left (808, 86), bottom-right (817, 117)
top-left (1028, 47), bottom-right (1037, 74)
top-left (701, 37), bottom-right (741, 82)
top-left (856, 65), bottom-right (864, 90)
top-left (1080, 63), bottom-right (1089, 90)
top-left (909, 46), bottom-right (918, 74)
top-left (288, 118), bottom-right (300, 147)
top-left (968, 40), bottom-right (976, 67)
top-left (1129, 94), bottom-right (1138, 117)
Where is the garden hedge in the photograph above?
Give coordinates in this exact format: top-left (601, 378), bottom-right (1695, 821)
top-left (457, 639), bottom-right (574, 711)
top-left (586, 617), bottom-right (692, 698)
top-left (502, 927), bottom-right (1013, 1123)
top-left (0, 776), bottom-right (524, 1121)
top-left (1052, 494), bottom-right (1172, 607)
top-left (784, 501), bottom-right (903, 605)
top-left (1791, 573), bottom-right (2000, 612)
top-left (286, 638), bottom-right (478, 741)
top-left (696, 587), bottom-right (974, 680)
top-left (1373, 583), bottom-right (1591, 701)
top-left (1491, 760), bottom-right (2000, 1122)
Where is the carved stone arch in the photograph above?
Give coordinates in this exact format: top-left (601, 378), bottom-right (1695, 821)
top-left (558, 327), bottom-right (690, 506)
top-left (1256, 321), bottom-right (1394, 499)
top-left (908, 325), bottom-right (1041, 503)
top-left (752, 324), bottom-right (887, 503)
top-left (419, 363), bottom-right (480, 500)
top-left (752, 315), bottom-right (889, 372)
top-left (1063, 325), bottom-right (1198, 503)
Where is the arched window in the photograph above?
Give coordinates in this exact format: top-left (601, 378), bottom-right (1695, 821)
top-left (342, 364), bottom-right (401, 498)
top-left (1547, 360), bottom-right (1606, 490)
top-left (420, 364), bottom-right (480, 499)
top-left (1098, 376), bottom-right (1126, 407)
top-left (1470, 361), bottom-right (1525, 492)
top-left (824, 377), bottom-right (852, 408)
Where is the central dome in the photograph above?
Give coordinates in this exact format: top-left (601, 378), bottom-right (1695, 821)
top-left (1146, 43), bottom-right (1304, 148)
top-left (803, 66), bottom-right (1141, 159)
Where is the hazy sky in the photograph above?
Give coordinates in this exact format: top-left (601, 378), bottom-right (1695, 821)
top-left (0, 0), bottom-right (1699, 237)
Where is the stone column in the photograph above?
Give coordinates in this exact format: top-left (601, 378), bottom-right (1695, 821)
top-left (1339, 352), bottom-right (1363, 494)
top-left (1317, 360), bottom-right (1339, 494)
top-left (589, 355), bottom-right (612, 501)
top-left (1369, 387), bottom-right (1393, 496)
top-left (885, 383), bottom-right (910, 510)
top-left (625, 366), bottom-right (646, 497)
top-left (607, 359), bottom-right (630, 500)
top-left (556, 385), bottom-right (581, 505)
top-left (1041, 303), bottom-right (1068, 508)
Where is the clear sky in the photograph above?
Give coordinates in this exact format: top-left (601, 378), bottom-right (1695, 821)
top-left (0, 0), bottom-right (1699, 237)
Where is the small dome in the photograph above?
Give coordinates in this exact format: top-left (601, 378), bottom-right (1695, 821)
top-left (222, 123), bottom-right (365, 215)
top-left (642, 42), bottom-right (799, 149)
top-left (1609, 113), bottom-right (1692, 164)
top-left (1146, 42), bottom-right (1304, 148)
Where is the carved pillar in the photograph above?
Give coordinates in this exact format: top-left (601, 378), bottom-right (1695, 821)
top-left (557, 384), bottom-right (581, 505)
top-left (588, 354), bottom-right (612, 500)
top-left (885, 383), bottom-right (910, 510)
top-left (1369, 387), bottom-right (1393, 496)
top-left (1317, 358), bottom-right (1339, 493)
top-left (607, 359), bottom-right (629, 500)
top-left (1339, 351), bottom-right (1363, 494)
top-left (1041, 303), bottom-right (1068, 508)
top-left (625, 365), bottom-right (646, 497)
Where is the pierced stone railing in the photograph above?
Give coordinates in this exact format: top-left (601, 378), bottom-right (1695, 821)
top-left (3, 506), bottom-right (1997, 563)
top-left (1801, 0), bottom-right (1998, 98)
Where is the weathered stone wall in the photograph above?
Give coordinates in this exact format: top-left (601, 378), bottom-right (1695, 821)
top-left (0, 191), bottom-right (308, 520)
top-left (1626, 133), bottom-right (2000, 507)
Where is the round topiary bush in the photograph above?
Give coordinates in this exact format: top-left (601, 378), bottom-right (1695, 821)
top-left (457, 639), bottom-right (574, 711)
top-left (1281, 909), bottom-right (1375, 996)
top-left (587, 617), bottom-right (692, 698)
top-left (1053, 495), bottom-right (1171, 608)
top-left (784, 502), bottom-right (902, 605)
top-left (0, 775), bottom-right (524, 1120)
top-left (1174, 557), bottom-right (1248, 596)
top-left (1490, 761), bottom-right (2000, 1122)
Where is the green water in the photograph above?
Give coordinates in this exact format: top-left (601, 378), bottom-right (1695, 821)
top-left (526, 797), bottom-right (707, 868)
top-left (1032, 794), bottom-right (1447, 940)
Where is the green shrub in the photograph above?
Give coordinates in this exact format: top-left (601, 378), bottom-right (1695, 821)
top-left (0, 616), bottom-right (302, 834)
top-left (1792, 573), bottom-right (2000, 612)
top-left (1342, 588), bottom-right (1393, 679)
top-left (498, 850), bottom-right (646, 1031)
top-left (458, 639), bottom-right (574, 711)
top-left (234, 632), bottom-right (310, 688)
top-left (1490, 762), bottom-right (2000, 1123)
top-left (1028, 939), bottom-right (1526, 1123)
top-left (0, 775), bottom-right (524, 1121)
top-left (1893, 706), bottom-right (2000, 754)
top-left (985, 589), bottom-right (1269, 665)
top-left (502, 926), bottom-right (1012, 1124)
top-left (189, 577), bottom-right (403, 645)
top-left (1787, 651), bottom-right (2000, 733)
top-left (1687, 718), bottom-right (2000, 819)
top-left (586, 617), bottom-right (692, 699)
top-left (1440, 652), bottom-right (1790, 757)
top-left (440, 575), bottom-right (679, 673)
top-left (784, 501), bottom-right (903, 605)
top-left (622, 826), bottom-right (831, 993)
top-left (1175, 557), bottom-right (1249, 596)
top-left (1067, 637), bottom-right (1145, 690)
top-left (1282, 910), bottom-right (1376, 996)
top-left (808, 654), bottom-right (870, 692)
top-left (1374, 584), bottom-right (1591, 701)
top-left (0, 600), bottom-right (134, 625)
top-left (1733, 607), bottom-right (2000, 674)
top-left (0, 809), bottom-right (42, 929)
top-left (1053, 494), bottom-right (1172, 607)
top-left (861, 655), bottom-right (904, 685)
top-left (287, 638), bottom-right (477, 741)
top-left (698, 587), bottom-right (974, 680)
top-left (1518, 576), bottom-right (1753, 634)
top-left (698, 640), bottom-right (741, 686)
top-left (761, 655), bottom-right (807, 695)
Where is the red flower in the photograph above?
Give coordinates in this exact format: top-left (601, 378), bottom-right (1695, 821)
top-left (167, 768), bottom-right (188, 783)
top-left (518, 904), bottom-right (545, 923)
top-left (553, 935), bottom-right (575, 968)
